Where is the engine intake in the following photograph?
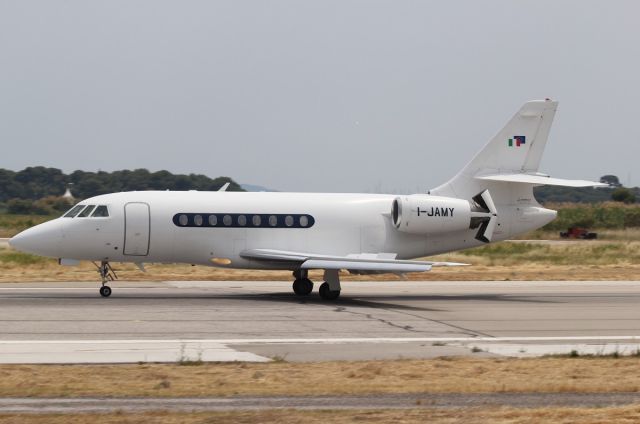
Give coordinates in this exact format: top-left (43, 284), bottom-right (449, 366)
top-left (391, 190), bottom-right (498, 242)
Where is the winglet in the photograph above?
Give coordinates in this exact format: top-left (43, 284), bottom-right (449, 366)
top-left (218, 182), bottom-right (230, 192)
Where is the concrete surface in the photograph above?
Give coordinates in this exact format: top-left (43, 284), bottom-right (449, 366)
top-left (1, 280), bottom-right (640, 363)
top-left (2, 393), bottom-right (640, 413)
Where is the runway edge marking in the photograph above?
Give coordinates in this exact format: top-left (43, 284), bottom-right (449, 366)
top-left (1, 336), bottom-right (640, 345)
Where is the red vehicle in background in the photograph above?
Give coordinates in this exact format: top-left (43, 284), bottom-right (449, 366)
top-left (560, 227), bottom-right (598, 239)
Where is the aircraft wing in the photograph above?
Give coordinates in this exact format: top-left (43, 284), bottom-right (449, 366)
top-left (240, 249), bottom-right (467, 273)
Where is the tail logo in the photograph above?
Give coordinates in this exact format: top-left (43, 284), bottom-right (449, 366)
top-left (508, 135), bottom-right (526, 147)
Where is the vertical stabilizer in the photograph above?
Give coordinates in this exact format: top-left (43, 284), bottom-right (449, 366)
top-left (430, 99), bottom-right (558, 202)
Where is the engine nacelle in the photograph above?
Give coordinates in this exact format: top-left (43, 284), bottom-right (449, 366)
top-left (391, 195), bottom-right (472, 235)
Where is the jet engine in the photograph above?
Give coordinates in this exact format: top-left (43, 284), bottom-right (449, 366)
top-left (391, 190), bottom-right (498, 242)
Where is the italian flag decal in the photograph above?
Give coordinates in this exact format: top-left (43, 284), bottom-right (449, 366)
top-left (508, 135), bottom-right (526, 147)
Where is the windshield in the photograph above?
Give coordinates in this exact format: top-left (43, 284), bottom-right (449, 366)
top-left (63, 204), bottom-right (110, 218)
top-left (63, 205), bottom-right (85, 218)
top-left (77, 205), bottom-right (96, 218)
top-left (92, 205), bottom-right (109, 217)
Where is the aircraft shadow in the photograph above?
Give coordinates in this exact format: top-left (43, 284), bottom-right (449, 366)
top-left (1, 291), bottom-right (559, 313)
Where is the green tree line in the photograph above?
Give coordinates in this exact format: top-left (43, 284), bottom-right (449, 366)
top-left (0, 167), bottom-right (243, 203)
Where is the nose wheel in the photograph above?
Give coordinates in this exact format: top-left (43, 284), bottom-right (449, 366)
top-left (99, 285), bottom-right (112, 297)
top-left (95, 261), bottom-right (117, 298)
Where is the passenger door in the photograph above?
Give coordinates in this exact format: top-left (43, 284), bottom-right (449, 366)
top-left (124, 202), bottom-right (150, 256)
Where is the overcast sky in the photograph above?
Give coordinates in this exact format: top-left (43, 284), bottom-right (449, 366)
top-left (1, 1), bottom-right (638, 193)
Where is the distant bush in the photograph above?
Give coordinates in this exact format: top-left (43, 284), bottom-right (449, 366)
top-left (7, 199), bottom-right (34, 215)
top-left (611, 187), bottom-right (636, 204)
top-left (624, 208), bottom-right (640, 227)
top-left (7, 196), bottom-right (73, 216)
top-left (543, 203), bottom-right (640, 230)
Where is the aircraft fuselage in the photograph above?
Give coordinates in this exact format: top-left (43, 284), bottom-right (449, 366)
top-left (10, 190), bottom-right (555, 270)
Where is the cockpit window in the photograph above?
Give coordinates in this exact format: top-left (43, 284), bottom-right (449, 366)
top-left (92, 205), bottom-right (109, 217)
top-left (63, 205), bottom-right (85, 218)
top-left (77, 205), bottom-right (96, 218)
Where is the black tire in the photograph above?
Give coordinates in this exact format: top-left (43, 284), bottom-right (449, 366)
top-left (318, 282), bottom-right (340, 300)
top-left (293, 278), bottom-right (313, 296)
top-left (99, 285), bottom-right (112, 297)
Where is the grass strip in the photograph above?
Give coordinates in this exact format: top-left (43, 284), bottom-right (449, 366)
top-left (2, 357), bottom-right (640, 398)
top-left (2, 406), bottom-right (640, 424)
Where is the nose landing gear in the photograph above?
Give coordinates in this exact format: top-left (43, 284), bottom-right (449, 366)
top-left (94, 261), bottom-right (117, 297)
top-left (99, 285), bottom-right (112, 297)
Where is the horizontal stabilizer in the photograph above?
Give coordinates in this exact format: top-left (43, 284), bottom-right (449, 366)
top-left (476, 173), bottom-right (607, 187)
top-left (240, 249), bottom-right (467, 274)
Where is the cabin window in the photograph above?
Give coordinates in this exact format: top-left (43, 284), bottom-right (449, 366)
top-left (299, 215), bottom-right (309, 227)
top-left (92, 205), bottom-right (109, 217)
top-left (63, 205), bottom-right (85, 218)
top-left (173, 213), bottom-right (314, 228)
top-left (77, 205), bottom-right (96, 218)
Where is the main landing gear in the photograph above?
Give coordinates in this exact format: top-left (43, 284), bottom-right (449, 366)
top-left (292, 269), bottom-right (314, 296)
top-left (292, 269), bottom-right (341, 300)
top-left (95, 260), bottom-right (117, 297)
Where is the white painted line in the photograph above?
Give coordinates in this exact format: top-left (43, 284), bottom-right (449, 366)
top-left (0, 341), bottom-right (271, 364)
top-left (0, 287), bottom-right (163, 291)
top-left (1, 336), bottom-right (640, 345)
top-left (0, 288), bottom-right (109, 291)
top-left (473, 343), bottom-right (640, 357)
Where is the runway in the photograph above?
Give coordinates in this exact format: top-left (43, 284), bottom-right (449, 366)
top-left (1, 280), bottom-right (640, 363)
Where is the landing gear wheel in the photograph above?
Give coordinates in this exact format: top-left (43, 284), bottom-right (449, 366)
top-left (99, 285), bottom-right (112, 298)
top-left (319, 282), bottom-right (340, 300)
top-left (293, 278), bottom-right (314, 296)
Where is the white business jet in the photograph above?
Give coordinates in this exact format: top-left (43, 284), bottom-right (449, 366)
top-left (9, 100), bottom-right (604, 299)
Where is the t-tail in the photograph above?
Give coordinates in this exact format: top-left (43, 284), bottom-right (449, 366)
top-left (429, 99), bottom-right (606, 242)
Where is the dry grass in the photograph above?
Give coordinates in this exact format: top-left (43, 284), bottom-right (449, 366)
top-left (2, 406), bottom-right (640, 424)
top-left (2, 357), bottom-right (640, 398)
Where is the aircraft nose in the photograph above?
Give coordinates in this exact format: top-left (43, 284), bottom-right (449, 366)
top-left (9, 219), bottom-right (64, 258)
